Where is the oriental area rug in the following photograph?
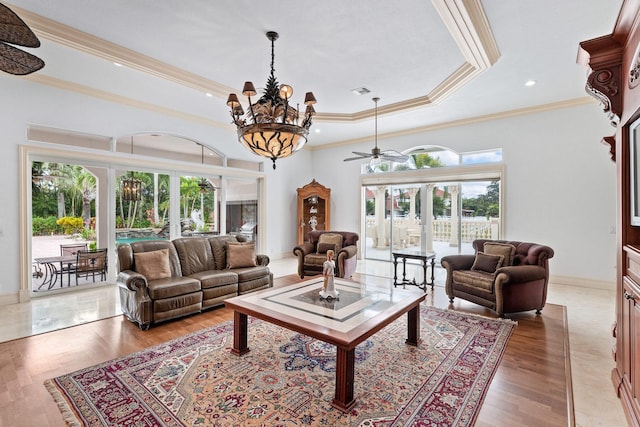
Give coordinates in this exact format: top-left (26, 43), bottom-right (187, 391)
top-left (45, 306), bottom-right (515, 427)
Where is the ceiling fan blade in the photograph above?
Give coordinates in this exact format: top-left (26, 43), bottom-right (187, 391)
top-left (351, 151), bottom-right (373, 157)
top-left (343, 155), bottom-right (369, 162)
top-left (0, 42), bottom-right (44, 75)
top-left (380, 150), bottom-right (410, 162)
top-left (0, 3), bottom-right (40, 47)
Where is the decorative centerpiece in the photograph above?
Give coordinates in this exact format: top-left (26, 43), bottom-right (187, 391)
top-left (319, 249), bottom-right (339, 299)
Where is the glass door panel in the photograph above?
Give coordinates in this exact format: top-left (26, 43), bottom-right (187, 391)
top-left (225, 178), bottom-right (259, 245)
top-left (363, 185), bottom-right (390, 261)
top-left (362, 179), bottom-right (501, 262)
top-left (116, 171), bottom-right (170, 244)
top-left (460, 180), bottom-right (500, 255)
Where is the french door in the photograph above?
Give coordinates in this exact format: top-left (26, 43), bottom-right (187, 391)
top-left (361, 173), bottom-right (503, 264)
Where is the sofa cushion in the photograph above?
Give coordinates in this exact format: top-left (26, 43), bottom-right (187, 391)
top-left (317, 242), bottom-right (335, 254)
top-left (173, 237), bottom-right (215, 275)
top-left (208, 235), bottom-right (240, 270)
top-left (452, 270), bottom-right (495, 292)
top-left (318, 233), bottom-right (343, 252)
top-left (146, 276), bottom-right (201, 300)
top-left (226, 242), bottom-right (257, 268)
top-left (471, 252), bottom-right (504, 273)
top-left (134, 249), bottom-right (171, 280)
top-left (233, 265), bottom-right (271, 282)
top-left (189, 270), bottom-right (238, 289)
top-left (483, 242), bottom-right (516, 266)
top-left (304, 253), bottom-right (327, 267)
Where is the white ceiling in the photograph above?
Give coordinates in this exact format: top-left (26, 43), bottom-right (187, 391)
top-left (3, 0), bottom-right (623, 152)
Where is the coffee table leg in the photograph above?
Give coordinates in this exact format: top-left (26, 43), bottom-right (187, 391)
top-left (231, 311), bottom-right (250, 356)
top-left (406, 304), bottom-right (421, 346)
top-left (331, 346), bottom-right (356, 413)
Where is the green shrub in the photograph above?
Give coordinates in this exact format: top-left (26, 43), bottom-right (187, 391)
top-left (132, 218), bottom-right (151, 228)
top-left (81, 228), bottom-right (96, 241)
top-left (56, 216), bottom-right (84, 234)
top-left (32, 216), bottom-right (62, 235)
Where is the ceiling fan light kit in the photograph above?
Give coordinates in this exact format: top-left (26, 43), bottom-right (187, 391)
top-left (226, 31), bottom-right (317, 170)
top-left (343, 97), bottom-right (409, 164)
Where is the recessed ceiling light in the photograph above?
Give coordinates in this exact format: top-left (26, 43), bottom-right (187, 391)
top-left (315, 128), bottom-right (321, 133)
top-left (113, 62), bottom-right (123, 67)
top-left (351, 87), bottom-right (371, 95)
top-left (205, 92), bottom-right (213, 97)
top-left (525, 80), bottom-right (536, 87)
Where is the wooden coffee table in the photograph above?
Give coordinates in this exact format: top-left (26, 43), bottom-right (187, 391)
top-left (224, 277), bottom-right (426, 412)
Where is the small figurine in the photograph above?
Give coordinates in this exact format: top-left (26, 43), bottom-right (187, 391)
top-left (320, 249), bottom-right (339, 299)
top-left (309, 215), bottom-right (318, 231)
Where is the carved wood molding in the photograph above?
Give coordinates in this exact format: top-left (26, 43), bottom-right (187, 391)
top-left (586, 65), bottom-right (623, 127)
top-left (578, 34), bottom-right (624, 128)
top-left (602, 135), bottom-right (616, 162)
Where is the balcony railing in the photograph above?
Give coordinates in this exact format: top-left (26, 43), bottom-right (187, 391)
top-left (365, 217), bottom-right (499, 247)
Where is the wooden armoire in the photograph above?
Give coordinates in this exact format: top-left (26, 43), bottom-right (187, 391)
top-left (579, 2), bottom-right (640, 424)
top-left (296, 180), bottom-right (331, 245)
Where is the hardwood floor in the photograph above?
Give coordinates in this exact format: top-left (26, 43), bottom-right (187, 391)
top-left (0, 274), bottom-right (572, 427)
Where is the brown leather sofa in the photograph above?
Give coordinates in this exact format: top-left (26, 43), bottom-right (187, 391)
top-left (441, 239), bottom-right (554, 317)
top-left (117, 235), bottom-right (272, 329)
top-left (293, 231), bottom-right (359, 279)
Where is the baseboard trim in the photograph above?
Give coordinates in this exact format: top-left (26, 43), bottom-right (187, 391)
top-left (0, 293), bottom-right (20, 305)
top-left (550, 274), bottom-right (615, 291)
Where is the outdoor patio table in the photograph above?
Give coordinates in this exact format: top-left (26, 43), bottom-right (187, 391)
top-left (34, 255), bottom-right (76, 290)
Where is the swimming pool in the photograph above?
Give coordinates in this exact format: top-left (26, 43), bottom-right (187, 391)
top-left (116, 236), bottom-right (167, 245)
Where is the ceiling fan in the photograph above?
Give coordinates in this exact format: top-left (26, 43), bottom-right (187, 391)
top-left (0, 2), bottom-right (45, 75)
top-left (343, 97), bottom-right (409, 163)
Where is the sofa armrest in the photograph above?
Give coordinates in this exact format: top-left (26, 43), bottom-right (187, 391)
top-left (293, 242), bottom-right (315, 257)
top-left (495, 265), bottom-right (547, 284)
top-left (338, 244), bottom-right (357, 259)
top-left (116, 270), bottom-right (148, 291)
top-left (293, 242), bottom-right (315, 278)
top-left (336, 244), bottom-right (358, 278)
top-left (116, 270), bottom-right (148, 292)
top-left (441, 255), bottom-right (476, 297)
top-left (116, 270), bottom-right (152, 330)
top-left (441, 255), bottom-right (476, 272)
top-left (256, 254), bottom-right (270, 266)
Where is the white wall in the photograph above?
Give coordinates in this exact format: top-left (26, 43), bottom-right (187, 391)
top-left (0, 72), bottom-right (617, 301)
top-left (310, 104), bottom-right (617, 284)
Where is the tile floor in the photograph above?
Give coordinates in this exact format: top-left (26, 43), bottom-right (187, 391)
top-left (1, 257), bottom-right (628, 426)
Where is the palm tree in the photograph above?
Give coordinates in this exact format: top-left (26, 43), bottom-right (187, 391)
top-left (72, 167), bottom-right (96, 228)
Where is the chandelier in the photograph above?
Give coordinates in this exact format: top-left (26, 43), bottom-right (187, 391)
top-left (226, 31), bottom-right (317, 170)
top-left (122, 136), bottom-right (142, 201)
top-left (122, 172), bottom-right (142, 202)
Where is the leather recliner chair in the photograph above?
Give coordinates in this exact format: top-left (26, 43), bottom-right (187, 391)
top-left (293, 231), bottom-right (359, 279)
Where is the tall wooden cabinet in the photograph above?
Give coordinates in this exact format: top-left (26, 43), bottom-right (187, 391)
top-left (580, 2), bottom-right (640, 424)
top-left (296, 180), bottom-right (330, 244)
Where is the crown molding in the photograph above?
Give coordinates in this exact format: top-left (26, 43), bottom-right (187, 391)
top-left (24, 73), bottom-right (231, 129)
top-left (9, 0), bottom-right (498, 122)
top-left (310, 97), bottom-right (597, 150)
top-left (8, 4), bottom-right (235, 98)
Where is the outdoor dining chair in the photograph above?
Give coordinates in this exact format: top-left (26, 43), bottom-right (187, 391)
top-left (74, 249), bottom-right (108, 285)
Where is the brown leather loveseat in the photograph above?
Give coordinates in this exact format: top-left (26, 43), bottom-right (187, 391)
top-left (441, 239), bottom-right (554, 317)
top-left (117, 235), bottom-right (272, 329)
top-left (293, 231), bottom-right (359, 279)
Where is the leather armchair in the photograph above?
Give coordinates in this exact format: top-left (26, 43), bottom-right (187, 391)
top-left (293, 231), bottom-right (359, 279)
top-left (441, 239), bottom-right (554, 317)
